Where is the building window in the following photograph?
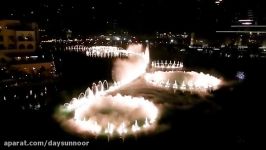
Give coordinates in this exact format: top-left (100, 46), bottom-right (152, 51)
top-left (26, 35), bottom-right (33, 41)
top-left (18, 36), bottom-right (25, 41)
top-left (8, 44), bottom-right (16, 49)
top-left (0, 44), bottom-right (5, 50)
top-left (19, 44), bottom-right (25, 49)
top-left (27, 44), bottom-right (33, 49)
top-left (8, 36), bottom-right (15, 42)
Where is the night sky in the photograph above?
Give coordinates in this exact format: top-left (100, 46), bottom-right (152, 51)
top-left (1, 0), bottom-right (266, 34)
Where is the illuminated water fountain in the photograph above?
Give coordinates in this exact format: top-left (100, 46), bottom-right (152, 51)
top-left (149, 59), bottom-right (222, 93)
top-left (66, 45), bottom-right (130, 58)
top-left (57, 44), bottom-right (224, 141)
top-left (59, 45), bottom-right (159, 139)
top-left (63, 81), bottom-right (159, 138)
top-left (144, 71), bottom-right (222, 93)
top-left (151, 60), bottom-right (183, 71)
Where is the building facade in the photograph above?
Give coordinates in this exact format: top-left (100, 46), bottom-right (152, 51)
top-left (0, 20), bottom-right (38, 52)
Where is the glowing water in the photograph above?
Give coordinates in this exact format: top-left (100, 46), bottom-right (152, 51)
top-left (144, 71), bottom-right (222, 93)
top-left (112, 44), bottom-right (150, 85)
top-left (64, 92), bottom-right (159, 136)
top-left (151, 60), bottom-right (183, 70)
top-left (58, 44), bottom-right (224, 140)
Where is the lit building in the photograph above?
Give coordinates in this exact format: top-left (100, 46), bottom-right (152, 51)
top-left (0, 20), bottom-right (38, 53)
top-left (214, 5), bottom-right (266, 49)
top-left (11, 62), bottom-right (55, 76)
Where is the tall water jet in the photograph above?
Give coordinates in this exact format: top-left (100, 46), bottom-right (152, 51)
top-left (112, 44), bottom-right (150, 85)
top-left (103, 80), bottom-right (109, 90)
top-left (144, 45), bottom-right (150, 66)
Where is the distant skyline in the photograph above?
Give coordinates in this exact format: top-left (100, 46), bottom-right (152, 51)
top-left (1, 0), bottom-right (266, 34)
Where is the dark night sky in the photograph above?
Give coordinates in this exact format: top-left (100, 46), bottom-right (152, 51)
top-left (1, 0), bottom-right (266, 34)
